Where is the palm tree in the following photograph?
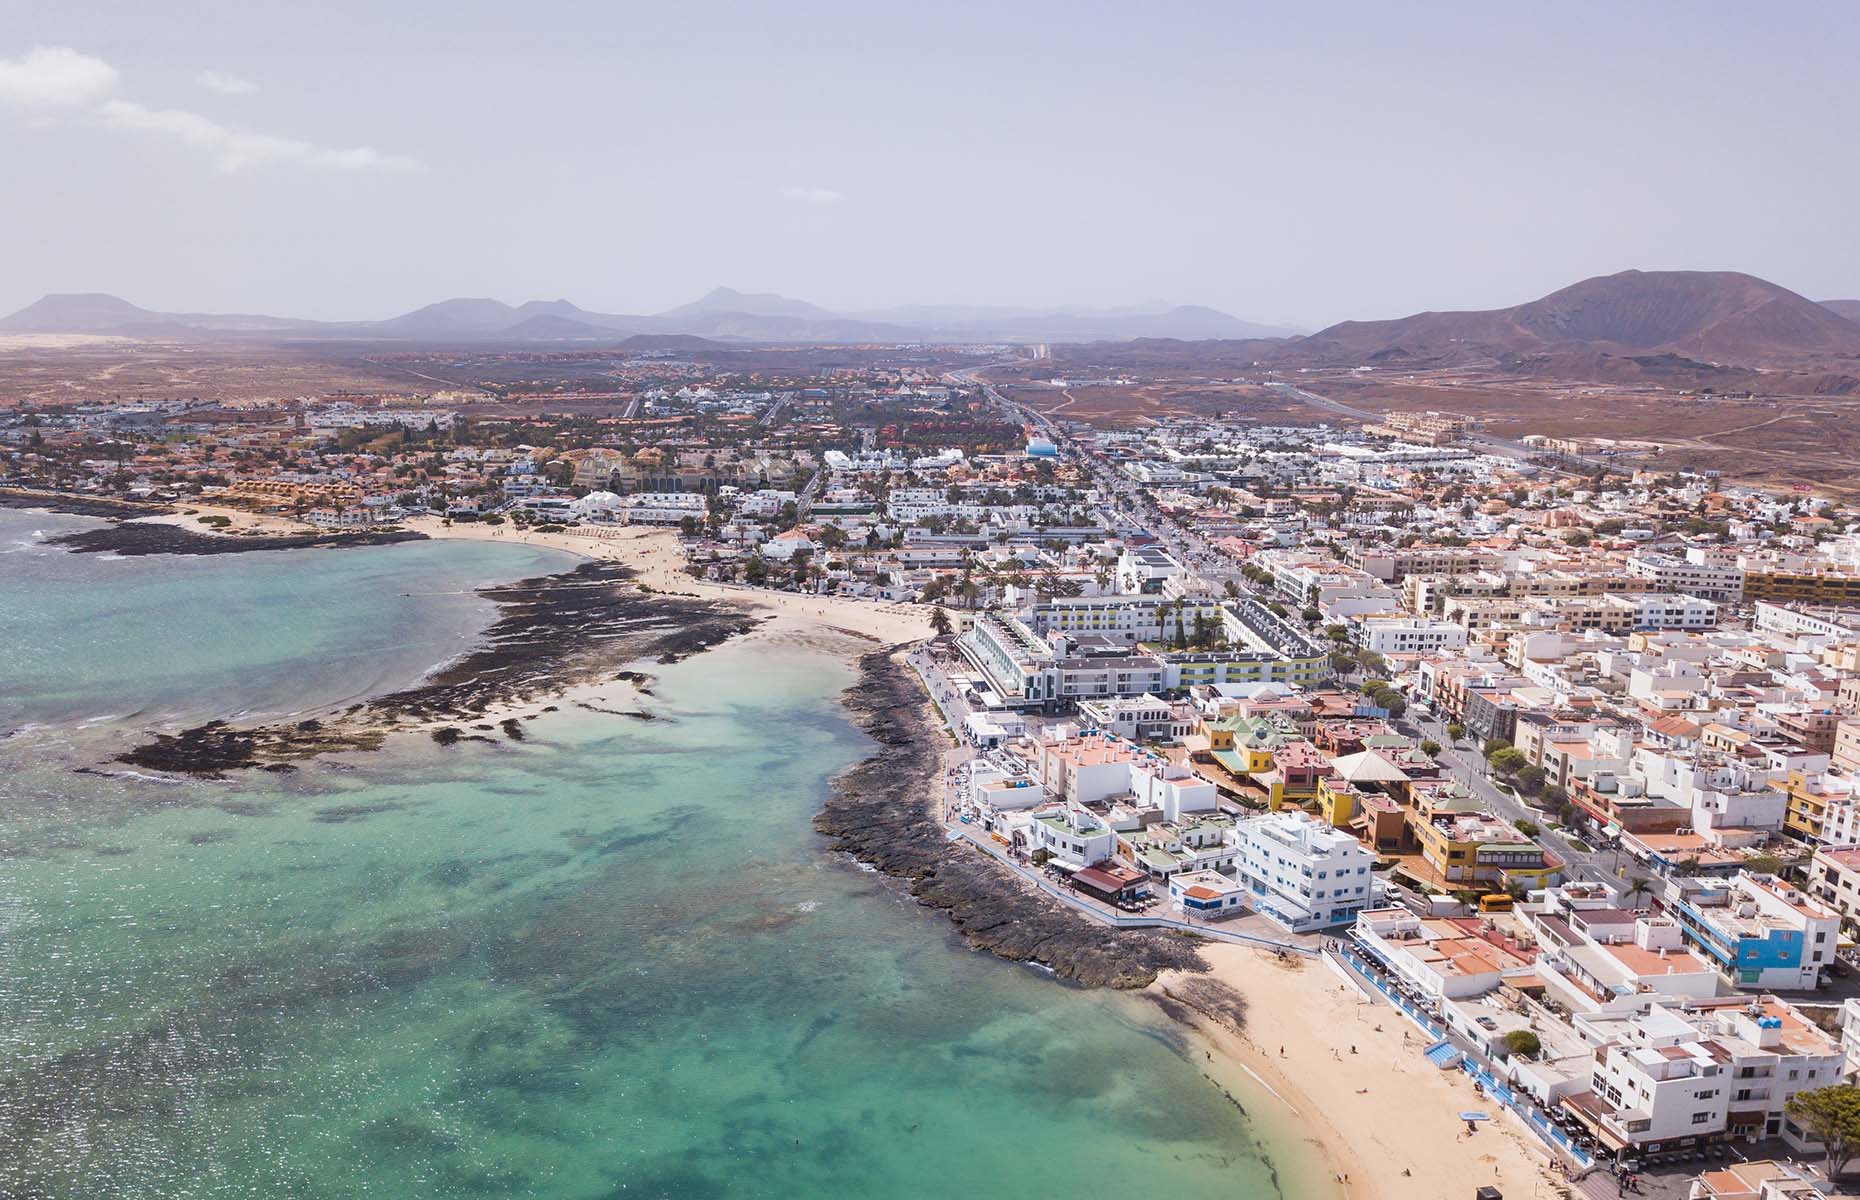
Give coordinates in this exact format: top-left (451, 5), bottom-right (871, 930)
top-left (1625, 877), bottom-right (1655, 910)
top-left (929, 606), bottom-right (953, 638)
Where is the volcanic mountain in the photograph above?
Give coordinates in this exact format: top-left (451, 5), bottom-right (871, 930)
top-left (1295, 270), bottom-right (1860, 368)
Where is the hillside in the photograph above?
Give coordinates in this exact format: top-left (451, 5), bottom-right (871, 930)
top-left (1, 293), bottom-right (171, 332)
top-left (1822, 299), bottom-right (1860, 323)
top-left (0, 287), bottom-right (1284, 346)
top-left (1294, 270), bottom-right (1860, 367)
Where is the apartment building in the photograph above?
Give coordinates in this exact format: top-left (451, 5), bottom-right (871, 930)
top-left (1807, 842), bottom-right (1860, 939)
top-left (1627, 553), bottom-right (1744, 602)
top-left (1668, 873), bottom-right (1840, 991)
top-left (1233, 810), bottom-right (1376, 931)
top-left (1026, 594), bottom-right (1224, 644)
top-left (1352, 907), bottom-right (1537, 1004)
top-left (1573, 998), bottom-right (1842, 1153)
top-left (1033, 730), bottom-right (1141, 804)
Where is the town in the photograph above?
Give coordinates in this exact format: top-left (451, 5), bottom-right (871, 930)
top-left (9, 351), bottom-right (1860, 1198)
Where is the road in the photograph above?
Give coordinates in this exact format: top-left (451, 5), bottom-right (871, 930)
top-left (956, 365), bottom-right (1248, 595)
top-left (1399, 706), bottom-right (1628, 895)
top-left (948, 362), bottom-right (1626, 894)
top-left (758, 390), bottom-right (794, 428)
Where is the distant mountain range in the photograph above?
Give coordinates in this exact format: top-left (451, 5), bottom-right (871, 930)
top-left (0, 285), bottom-right (1298, 346)
top-left (8, 274), bottom-right (1857, 366)
top-left (1290, 270), bottom-right (1860, 368)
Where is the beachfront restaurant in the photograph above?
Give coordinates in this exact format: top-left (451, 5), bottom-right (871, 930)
top-left (1070, 863), bottom-right (1149, 908)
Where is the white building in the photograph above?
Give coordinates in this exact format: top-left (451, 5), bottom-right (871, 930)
top-left (1033, 730), bottom-right (1140, 805)
top-left (1234, 810), bottom-right (1375, 931)
top-left (1576, 998), bottom-right (1844, 1151)
top-left (1627, 552), bottom-right (1744, 602)
top-left (1168, 869), bottom-right (1248, 919)
top-left (1353, 616), bottom-right (1469, 655)
top-left (1029, 806), bottom-right (1117, 870)
top-left (1128, 759), bottom-right (1218, 823)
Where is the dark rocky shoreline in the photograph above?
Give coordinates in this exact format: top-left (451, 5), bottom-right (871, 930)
top-left (117, 562), bottom-right (760, 775)
top-left (0, 485), bottom-right (423, 555)
top-left (814, 648), bottom-right (1210, 990)
top-left (50, 522), bottom-right (426, 556)
top-left (0, 487), bottom-right (175, 520)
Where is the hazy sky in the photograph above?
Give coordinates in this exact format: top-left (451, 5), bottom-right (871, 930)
top-left (2, 1), bottom-right (1856, 328)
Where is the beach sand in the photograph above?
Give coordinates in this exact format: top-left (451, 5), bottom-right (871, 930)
top-left (403, 517), bottom-right (936, 647)
top-left (1160, 944), bottom-right (1559, 1200)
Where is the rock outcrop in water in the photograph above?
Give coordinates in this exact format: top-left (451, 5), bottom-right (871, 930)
top-left (2, 485), bottom-right (423, 554)
top-left (815, 649), bottom-right (1208, 990)
top-left (0, 487), bottom-right (175, 520)
top-left (49, 521), bottom-right (426, 556)
top-left (117, 562), bottom-right (759, 775)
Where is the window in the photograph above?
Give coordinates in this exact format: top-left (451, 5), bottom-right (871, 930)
top-left (1692, 1112), bottom-right (1712, 1125)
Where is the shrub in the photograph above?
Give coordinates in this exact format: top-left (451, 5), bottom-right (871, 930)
top-left (1503, 1030), bottom-right (1541, 1058)
top-left (1514, 818), bottom-right (1540, 837)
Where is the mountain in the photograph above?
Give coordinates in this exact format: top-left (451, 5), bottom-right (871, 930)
top-left (499, 313), bottom-right (623, 340)
top-left (0, 289), bottom-right (1329, 347)
top-left (656, 287), bottom-right (838, 322)
top-left (1294, 270), bottom-right (1860, 367)
top-left (374, 298), bottom-right (524, 336)
top-left (0, 293), bottom-right (181, 333)
top-left (1821, 299), bottom-right (1860, 323)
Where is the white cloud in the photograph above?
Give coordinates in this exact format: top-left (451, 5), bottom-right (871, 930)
top-left (97, 99), bottom-right (419, 172)
top-left (0, 45), bottom-right (118, 109)
top-left (0, 44), bottom-right (418, 173)
top-left (195, 69), bottom-right (258, 96)
top-left (780, 185), bottom-right (843, 205)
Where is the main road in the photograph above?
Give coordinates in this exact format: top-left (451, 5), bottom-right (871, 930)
top-left (956, 361), bottom-right (1627, 894)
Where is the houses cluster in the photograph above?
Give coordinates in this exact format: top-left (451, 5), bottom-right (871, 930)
top-left (955, 723), bottom-right (1379, 934)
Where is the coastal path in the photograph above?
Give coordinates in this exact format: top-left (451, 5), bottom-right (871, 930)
top-left (1328, 939), bottom-right (1599, 1174)
top-left (944, 823), bottom-right (1321, 956)
top-left (900, 648), bottom-right (1321, 956)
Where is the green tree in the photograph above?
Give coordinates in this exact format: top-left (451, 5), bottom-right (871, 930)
top-left (929, 606), bottom-right (953, 637)
top-left (743, 553), bottom-right (768, 586)
top-left (1420, 739), bottom-right (1441, 758)
top-left (1502, 1030), bottom-right (1541, 1059)
top-left (1786, 1085), bottom-right (1860, 1179)
top-left (1487, 746), bottom-right (1529, 776)
top-left (1625, 877), bottom-right (1655, 908)
top-left (1513, 818), bottom-right (1540, 837)
top-left (1446, 722), bottom-right (1465, 742)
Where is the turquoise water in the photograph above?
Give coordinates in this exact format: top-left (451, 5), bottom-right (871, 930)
top-left (0, 509), bottom-right (575, 730)
top-left (0, 512), bottom-right (1312, 1199)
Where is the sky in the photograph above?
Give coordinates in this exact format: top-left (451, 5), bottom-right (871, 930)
top-left (2, 0), bottom-right (1857, 329)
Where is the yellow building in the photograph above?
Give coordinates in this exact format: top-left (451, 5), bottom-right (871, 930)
top-left (1743, 569), bottom-right (1860, 605)
top-left (1317, 777), bottom-right (1364, 828)
top-left (1202, 715), bottom-right (1287, 780)
top-left (1776, 769), bottom-right (1850, 841)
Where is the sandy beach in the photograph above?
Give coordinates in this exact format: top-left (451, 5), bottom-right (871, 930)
top-left (1160, 944), bottom-right (1557, 1200)
top-left (401, 516), bottom-right (936, 648)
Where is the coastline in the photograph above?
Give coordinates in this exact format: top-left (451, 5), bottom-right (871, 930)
top-left (102, 515), bottom-right (931, 776)
top-left (1156, 945), bottom-right (1557, 1200)
top-left (27, 505), bottom-right (1549, 1196)
top-left (815, 646), bottom-right (1208, 988)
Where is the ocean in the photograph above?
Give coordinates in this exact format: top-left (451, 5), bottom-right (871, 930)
top-left (0, 508), bottom-right (1315, 1198)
